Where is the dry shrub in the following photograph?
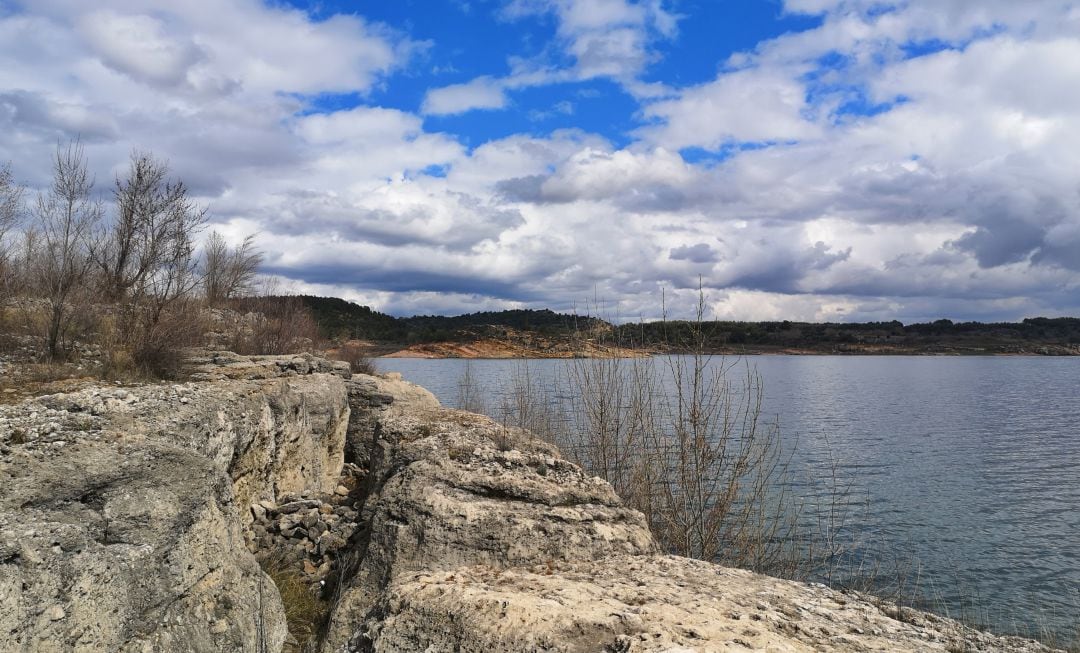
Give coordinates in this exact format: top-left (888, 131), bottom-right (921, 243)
top-left (483, 291), bottom-right (860, 582)
top-left (0, 304), bottom-right (21, 353)
top-left (130, 300), bottom-right (205, 379)
top-left (327, 341), bottom-right (376, 376)
top-left (455, 360), bottom-right (486, 414)
top-left (229, 295), bottom-right (321, 355)
top-left (92, 299), bottom-right (205, 380)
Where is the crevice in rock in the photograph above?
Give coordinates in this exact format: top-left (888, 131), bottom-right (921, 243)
top-left (244, 383), bottom-right (393, 652)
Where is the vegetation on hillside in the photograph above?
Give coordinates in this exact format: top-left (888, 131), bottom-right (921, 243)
top-left (295, 295), bottom-right (607, 345)
top-left (291, 293), bottom-right (1080, 355)
top-left (614, 316), bottom-right (1080, 354)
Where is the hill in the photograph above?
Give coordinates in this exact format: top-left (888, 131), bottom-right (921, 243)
top-left (276, 296), bottom-right (1080, 357)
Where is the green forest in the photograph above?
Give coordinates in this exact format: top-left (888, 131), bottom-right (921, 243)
top-left (289, 295), bottom-right (1080, 354)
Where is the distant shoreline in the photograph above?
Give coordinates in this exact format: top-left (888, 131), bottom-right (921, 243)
top-left (377, 343), bottom-right (1080, 359)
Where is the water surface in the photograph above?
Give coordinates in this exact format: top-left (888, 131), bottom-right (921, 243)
top-left (378, 355), bottom-right (1080, 639)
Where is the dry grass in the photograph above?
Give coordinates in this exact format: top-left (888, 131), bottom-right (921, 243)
top-left (260, 554), bottom-right (331, 652)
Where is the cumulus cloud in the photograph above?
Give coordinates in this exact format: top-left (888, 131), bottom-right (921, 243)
top-left (422, 77), bottom-right (508, 115)
top-left (503, 0), bottom-right (678, 80)
top-left (636, 66), bottom-right (821, 149)
top-left (430, 0), bottom-right (680, 117)
top-left (2, 0), bottom-right (1080, 322)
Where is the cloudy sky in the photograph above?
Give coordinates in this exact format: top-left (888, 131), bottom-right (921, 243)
top-left (2, 0), bottom-right (1079, 322)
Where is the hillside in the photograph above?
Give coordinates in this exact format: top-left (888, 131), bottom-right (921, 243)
top-left (283, 296), bottom-right (1080, 357)
top-left (616, 317), bottom-right (1080, 355)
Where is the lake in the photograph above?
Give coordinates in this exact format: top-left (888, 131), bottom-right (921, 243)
top-left (377, 355), bottom-right (1080, 640)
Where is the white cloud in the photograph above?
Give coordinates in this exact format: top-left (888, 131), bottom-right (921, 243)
top-left (637, 66), bottom-right (821, 149)
top-left (3, 0), bottom-right (1080, 322)
top-left (433, 0), bottom-right (680, 117)
top-left (422, 77), bottom-right (508, 115)
top-left (78, 10), bottom-right (204, 87)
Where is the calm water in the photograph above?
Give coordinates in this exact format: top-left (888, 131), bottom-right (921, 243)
top-left (378, 355), bottom-right (1080, 638)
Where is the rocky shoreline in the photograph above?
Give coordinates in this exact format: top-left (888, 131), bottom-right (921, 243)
top-left (0, 351), bottom-right (1061, 651)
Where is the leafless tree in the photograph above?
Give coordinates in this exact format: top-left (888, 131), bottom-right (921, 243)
top-left (0, 163), bottom-right (24, 299)
top-left (202, 230), bottom-right (263, 305)
top-left (28, 141), bottom-right (102, 359)
top-left (92, 152), bottom-right (207, 302)
top-left (75, 151), bottom-right (209, 374)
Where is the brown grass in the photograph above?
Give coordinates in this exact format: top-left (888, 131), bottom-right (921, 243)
top-left (260, 554), bottom-right (331, 652)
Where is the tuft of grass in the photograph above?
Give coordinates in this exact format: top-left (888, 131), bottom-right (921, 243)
top-left (260, 554), bottom-right (331, 652)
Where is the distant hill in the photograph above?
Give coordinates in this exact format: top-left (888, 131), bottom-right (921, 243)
top-left (259, 296), bottom-right (1080, 356)
top-left (614, 316), bottom-right (1080, 354)
top-left (294, 295), bottom-right (406, 341)
top-left (291, 296), bottom-right (607, 345)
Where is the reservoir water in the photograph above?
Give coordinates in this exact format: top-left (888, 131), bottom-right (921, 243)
top-left (377, 355), bottom-right (1080, 640)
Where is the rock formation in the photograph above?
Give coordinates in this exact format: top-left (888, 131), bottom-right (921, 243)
top-left (0, 352), bottom-right (1060, 652)
top-left (0, 352), bottom-right (350, 652)
top-left (321, 385), bottom-right (1055, 653)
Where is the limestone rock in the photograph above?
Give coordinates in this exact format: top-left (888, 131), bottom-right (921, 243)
top-left (321, 402), bottom-right (656, 651)
top-left (370, 556), bottom-right (1053, 652)
top-left (0, 352), bottom-right (351, 652)
top-left (320, 382), bottom-right (1057, 653)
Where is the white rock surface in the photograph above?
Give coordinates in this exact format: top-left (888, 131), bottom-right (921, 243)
top-left (0, 351), bottom-right (352, 652)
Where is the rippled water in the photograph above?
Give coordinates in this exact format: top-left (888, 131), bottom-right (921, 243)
top-left (377, 355), bottom-right (1080, 639)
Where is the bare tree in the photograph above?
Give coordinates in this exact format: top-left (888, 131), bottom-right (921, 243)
top-left (92, 152), bottom-right (207, 302)
top-left (0, 163), bottom-right (24, 299)
top-left (89, 153), bottom-right (209, 377)
top-left (202, 230), bottom-right (262, 305)
top-left (28, 141), bottom-right (102, 359)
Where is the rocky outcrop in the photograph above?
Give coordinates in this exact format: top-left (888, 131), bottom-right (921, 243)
top-left (322, 400), bottom-right (656, 652)
top-left (369, 557), bottom-right (1054, 652)
top-left (0, 351), bottom-right (352, 652)
top-left (322, 381), bottom-right (1057, 653)
top-left (0, 352), bottom-right (1061, 652)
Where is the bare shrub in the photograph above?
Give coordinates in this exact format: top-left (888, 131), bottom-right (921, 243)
top-left (484, 290), bottom-right (859, 582)
top-left (133, 299), bottom-right (205, 379)
top-left (454, 360), bottom-right (487, 414)
top-left (0, 162), bottom-right (23, 300)
top-left (82, 152), bottom-right (207, 377)
top-left (26, 140), bottom-right (102, 359)
top-left (202, 230), bottom-right (262, 306)
top-left (328, 341), bottom-right (377, 375)
top-left (562, 353), bottom-right (657, 508)
top-left (496, 359), bottom-right (563, 443)
top-left (229, 294), bottom-right (321, 355)
top-left (92, 152), bottom-right (207, 302)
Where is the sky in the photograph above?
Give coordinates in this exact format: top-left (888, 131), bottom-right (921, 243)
top-left (2, 0), bottom-right (1080, 323)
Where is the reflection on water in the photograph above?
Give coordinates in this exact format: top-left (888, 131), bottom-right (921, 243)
top-left (378, 355), bottom-right (1080, 639)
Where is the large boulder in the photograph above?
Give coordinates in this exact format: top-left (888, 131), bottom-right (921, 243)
top-left (321, 401), bottom-right (659, 652)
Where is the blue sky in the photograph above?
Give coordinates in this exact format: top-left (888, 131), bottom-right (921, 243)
top-left (1, 0), bottom-right (1080, 321)
top-left (300, 0), bottom-right (823, 148)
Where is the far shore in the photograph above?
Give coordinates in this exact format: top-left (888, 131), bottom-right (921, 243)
top-left (376, 344), bottom-right (1079, 359)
